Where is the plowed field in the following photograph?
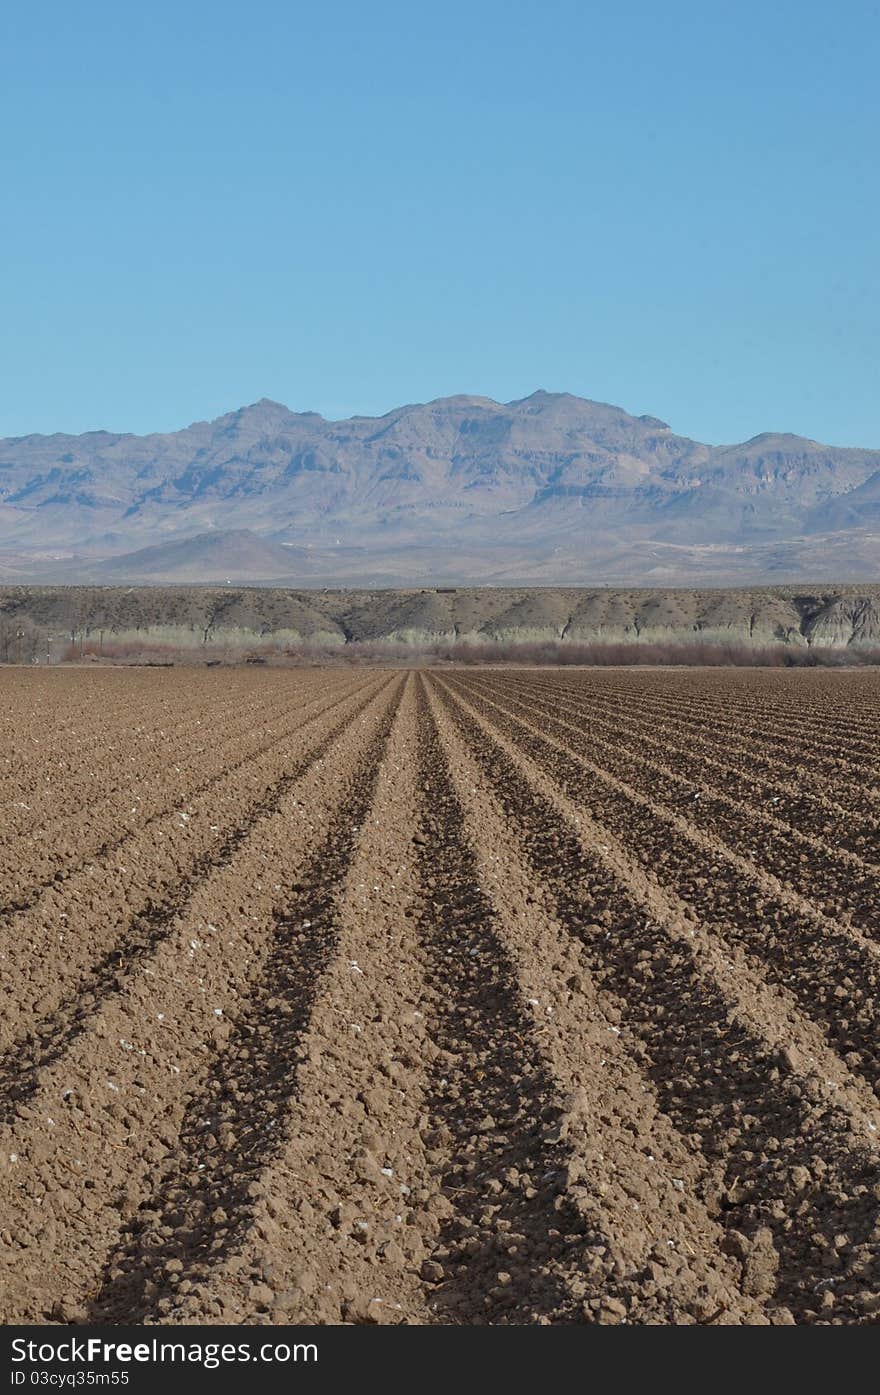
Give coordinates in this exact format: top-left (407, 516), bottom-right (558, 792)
top-left (2, 665), bottom-right (879, 1326)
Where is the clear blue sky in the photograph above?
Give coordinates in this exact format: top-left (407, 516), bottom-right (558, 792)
top-left (2, 0), bottom-right (879, 445)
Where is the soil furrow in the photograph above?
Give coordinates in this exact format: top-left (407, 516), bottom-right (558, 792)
top-left (502, 672), bottom-right (880, 863)
top-left (152, 674), bottom-right (440, 1326)
top-left (533, 667), bottom-right (880, 751)
top-left (572, 681), bottom-right (880, 758)
top-left (447, 675), bottom-right (880, 1097)
top-left (404, 680), bottom-right (592, 1324)
top-left (156, 676), bottom-right (675, 1327)
top-left (0, 676), bottom-right (365, 912)
top-left (176, 676), bottom-right (650, 1326)
top-left (430, 675), bottom-right (880, 1322)
top-left (0, 677), bottom-right (387, 1122)
top-left (423, 677), bottom-right (767, 1324)
top-left (87, 684), bottom-right (404, 1323)
top-left (520, 673), bottom-right (880, 812)
top-left (3, 662), bottom-right (880, 1326)
top-left (0, 675), bottom-right (387, 1053)
top-left (0, 676), bottom-right (404, 1323)
top-left (467, 675), bottom-right (879, 929)
top-left (1, 677), bottom-right (262, 834)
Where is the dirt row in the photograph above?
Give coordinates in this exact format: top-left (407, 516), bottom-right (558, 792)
top-left (509, 671), bottom-right (880, 853)
top-left (0, 671), bottom-right (402, 1321)
top-left (525, 670), bottom-right (880, 801)
top-left (1, 671), bottom-right (360, 856)
top-left (535, 666), bottom-right (880, 740)
top-left (429, 679), bottom-right (880, 1322)
top-left (444, 676), bottom-right (880, 1100)
top-left (0, 675), bottom-right (390, 1064)
top-left (524, 666), bottom-right (880, 814)
top-left (2, 665), bottom-right (879, 1325)
top-left (1, 669), bottom-right (265, 818)
top-left (0, 675), bottom-right (366, 911)
top-left (461, 673), bottom-right (879, 928)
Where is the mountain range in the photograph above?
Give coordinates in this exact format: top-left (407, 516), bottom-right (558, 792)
top-left (2, 391), bottom-right (879, 584)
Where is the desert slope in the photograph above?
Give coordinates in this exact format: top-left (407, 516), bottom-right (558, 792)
top-left (2, 583), bottom-right (880, 659)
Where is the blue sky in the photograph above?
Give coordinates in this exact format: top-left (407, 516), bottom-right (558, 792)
top-left (2, 0), bottom-right (878, 445)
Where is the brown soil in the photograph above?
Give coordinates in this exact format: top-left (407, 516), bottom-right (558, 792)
top-left (1, 665), bottom-right (879, 1326)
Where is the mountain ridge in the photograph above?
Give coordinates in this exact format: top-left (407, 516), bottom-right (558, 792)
top-left (2, 392), bottom-right (879, 584)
